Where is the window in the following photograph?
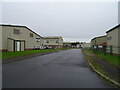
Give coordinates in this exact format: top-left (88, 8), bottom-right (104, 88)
top-left (14, 29), bottom-right (20, 34)
top-left (36, 38), bottom-right (41, 40)
top-left (56, 40), bottom-right (59, 43)
top-left (46, 40), bottom-right (49, 43)
top-left (30, 33), bottom-right (34, 37)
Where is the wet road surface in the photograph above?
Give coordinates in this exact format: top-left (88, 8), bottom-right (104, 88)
top-left (3, 49), bottom-right (111, 88)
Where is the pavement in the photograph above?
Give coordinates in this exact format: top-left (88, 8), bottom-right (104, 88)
top-left (2, 49), bottom-right (112, 88)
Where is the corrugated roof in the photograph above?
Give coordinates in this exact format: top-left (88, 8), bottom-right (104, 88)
top-left (43, 36), bottom-right (63, 39)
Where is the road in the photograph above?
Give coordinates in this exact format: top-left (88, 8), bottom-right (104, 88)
top-left (3, 49), bottom-right (111, 88)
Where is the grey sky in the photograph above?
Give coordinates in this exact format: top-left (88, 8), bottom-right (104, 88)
top-left (1, 2), bottom-right (118, 42)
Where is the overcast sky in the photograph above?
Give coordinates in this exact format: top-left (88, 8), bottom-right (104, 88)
top-left (1, 1), bottom-right (119, 42)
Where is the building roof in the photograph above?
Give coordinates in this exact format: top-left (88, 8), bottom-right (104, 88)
top-left (106, 24), bottom-right (120, 33)
top-left (43, 36), bottom-right (63, 39)
top-left (63, 42), bottom-right (72, 44)
top-left (91, 35), bottom-right (106, 41)
top-left (0, 24), bottom-right (42, 38)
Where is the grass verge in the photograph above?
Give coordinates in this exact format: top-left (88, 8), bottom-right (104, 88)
top-left (83, 50), bottom-right (106, 75)
top-left (0, 48), bottom-right (72, 60)
top-left (85, 49), bottom-right (120, 67)
top-left (0, 52), bottom-right (2, 60)
top-left (0, 49), bottom-right (58, 59)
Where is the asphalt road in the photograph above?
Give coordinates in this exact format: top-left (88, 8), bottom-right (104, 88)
top-left (3, 49), bottom-right (111, 88)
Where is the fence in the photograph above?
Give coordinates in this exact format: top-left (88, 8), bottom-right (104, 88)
top-left (91, 45), bottom-right (120, 55)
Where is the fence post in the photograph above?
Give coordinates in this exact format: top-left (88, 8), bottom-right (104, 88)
top-left (96, 45), bottom-right (99, 54)
top-left (110, 45), bottom-right (113, 55)
top-left (103, 46), bottom-right (106, 55)
top-left (93, 45), bottom-right (95, 53)
top-left (94, 45), bottom-right (97, 53)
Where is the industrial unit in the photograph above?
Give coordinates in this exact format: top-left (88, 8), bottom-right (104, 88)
top-left (106, 24), bottom-right (120, 55)
top-left (80, 42), bottom-right (91, 49)
top-left (63, 42), bottom-right (90, 49)
top-left (90, 24), bottom-right (120, 55)
top-left (90, 35), bottom-right (107, 47)
top-left (43, 37), bottom-right (63, 49)
top-left (0, 24), bottom-right (43, 52)
top-left (63, 42), bottom-right (72, 48)
top-left (63, 42), bottom-right (81, 48)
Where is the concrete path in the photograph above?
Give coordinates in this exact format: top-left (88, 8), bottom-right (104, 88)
top-left (3, 49), bottom-right (111, 88)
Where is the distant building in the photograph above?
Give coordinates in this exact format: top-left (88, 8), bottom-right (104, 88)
top-left (90, 35), bottom-right (107, 47)
top-left (71, 42), bottom-right (81, 48)
top-left (106, 24), bottom-right (120, 55)
top-left (0, 24), bottom-right (43, 52)
top-left (63, 42), bottom-right (72, 48)
top-left (63, 42), bottom-right (82, 48)
top-left (43, 37), bottom-right (63, 49)
top-left (81, 42), bottom-right (91, 49)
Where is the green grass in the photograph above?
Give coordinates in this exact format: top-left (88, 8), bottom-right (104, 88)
top-left (0, 52), bottom-right (2, 60)
top-left (83, 51), bottom-right (106, 75)
top-left (84, 49), bottom-right (120, 66)
top-left (0, 48), bottom-right (72, 59)
top-left (0, 49), bottom-right (58, 59)
top-left (97, 52), bottom-right (119, 66)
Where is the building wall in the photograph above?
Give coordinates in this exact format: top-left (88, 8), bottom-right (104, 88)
top-left (107, 28), bottom-right (119, 54)
top-left (90, 39), bottom-right (96, 47)
top-left (0, 26), bottom-right (2, 51)
top-left (7, 38), bottom-right (14, 51)
top-left (43, 38), bottom-right (63, 45)
top-left (1, 25), bottom-right (43, 51)
top-left (81, 43), bottom-right (91, 48)
top-left (91, 36), bottom-right (106, 47)
top-left (96, 36), bottom-right (107, 45)
top-left (43, 37), bottom-right (63, 49)
top-left (119, 26), bottom-right (120, 53)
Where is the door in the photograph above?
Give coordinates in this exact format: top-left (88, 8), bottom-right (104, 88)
top-left (21, 41), bottom-right (25, 51)
top-left (16, 41), bottom-right (20, 51)
top-left (15, 41), bottom-right (21, 51)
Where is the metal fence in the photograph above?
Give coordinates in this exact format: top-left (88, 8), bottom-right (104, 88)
top-left (91, 45), bottom-right (120, 55)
